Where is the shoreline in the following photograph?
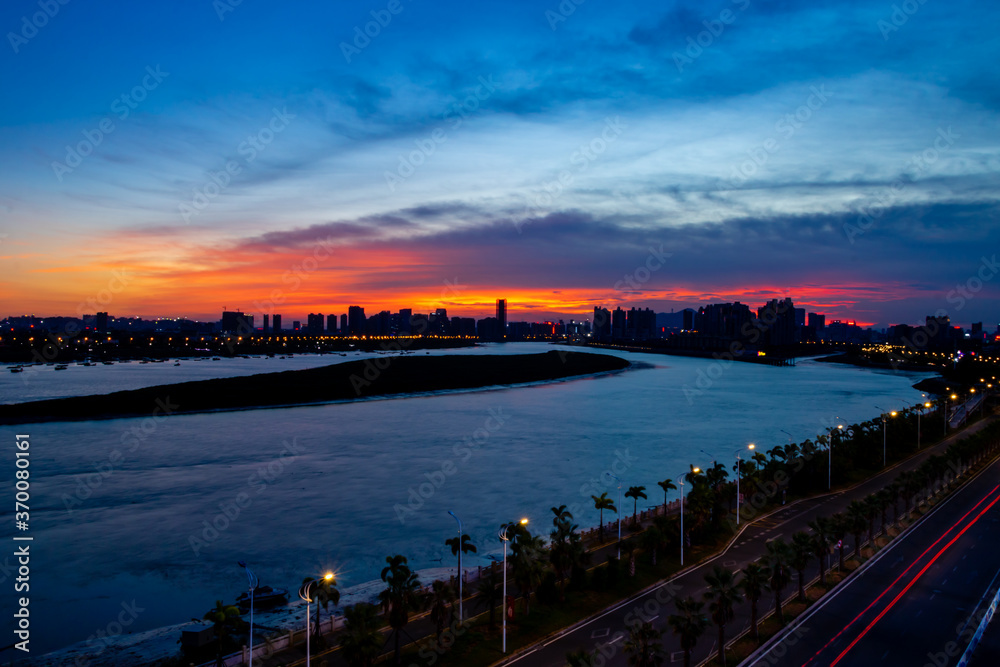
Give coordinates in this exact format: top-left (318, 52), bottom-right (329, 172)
top-left (0, 351), bottom-right (631, 425)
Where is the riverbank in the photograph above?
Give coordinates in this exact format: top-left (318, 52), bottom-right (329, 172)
top-left (0, 350), bottom-right (630, 424)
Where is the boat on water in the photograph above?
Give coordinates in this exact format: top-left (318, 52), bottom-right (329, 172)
top-left (54, 364), bottom-right (68, 370)
top-left (235, 585), bottom-right (289, 612)
top-left (10, 366), bottom-right (23, 373)
top-left (174, 362), bottom-right (181, 366)
top-left (102, 361), bottom-right (114, 365)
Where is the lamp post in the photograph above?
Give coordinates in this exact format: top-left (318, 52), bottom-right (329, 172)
top-left (874, 406), bottom-right (896, 467)
top-left (238, 561), bottom-right (258, 667)
top-left (828, 422), bottom-right (843, 490)
top-left (498, 518), bottom-right (527, 654)
top-left (678, 467), bottom-right (700, 566)
top-left (610, 474), bottom-right (622, 559)
top-left (735, 444), bottom-right (754, 526)
top-left (447, 510), bottom-right (464, 623)
top-left (298, 572), bottom-right (334, 667)
top-left (945, 393), bottom-right (957, 434)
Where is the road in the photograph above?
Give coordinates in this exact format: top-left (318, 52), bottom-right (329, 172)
top-left (501, 414), bottom-right (998, 667)
top-left (745, 446), bottom-right (1000, 667)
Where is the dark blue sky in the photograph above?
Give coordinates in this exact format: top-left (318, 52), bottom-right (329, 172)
top-left (1, 0), bottom-right (998, 326)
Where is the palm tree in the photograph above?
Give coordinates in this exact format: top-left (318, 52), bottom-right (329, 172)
top-left (764, 539), bottom-right (791, 626)
top-left (428, 580), bottom-right (456, 645)
top-left (808, 517), bottom-right (832, 586)
top-left (740, 561), bottom-right (770, 645)
top-left (512, 532), bottom-right (546, 615)
top-left (476, 566), bottom-right (501, 628)
top-left (445, 532), bottom-right (476, 612)
top-left (846, 500), bottom-right (868, 560)
top-left (641, 525), bottom-right (666, 566)
top-left (624, 621), bottom-right (666, 667)
top-left (550, 516), bottom-right (585, 599)
top-left (378, 554), bottom-right (426, 665)
top-left (551, 504), bottom-right (574, 524)
top-left (703, 565), bottom-right (744, 667)
top-left (625, 485), bottom-right (648, 528)
top-left (829, 512), bottom-right (848, 571)
top-left (302, 575), bottom-right (340, 646)
top-left (667, 596), bottom-right (709, 667)
top-left (790, 532), bottom-right (813, 601)
top-left (656, 478), bottom-right (677, 515)
top-left (592, 492), bottom-right (617, 543)
top-left (340, 602), bottom-right (383, 667)
top-left (203, 600), bottom-right (243, 667)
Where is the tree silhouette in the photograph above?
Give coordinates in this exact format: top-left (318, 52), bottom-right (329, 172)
top-left (591, 492), bottom-right (617, 543)
top-left (625, 485), bottom-right (648, 528)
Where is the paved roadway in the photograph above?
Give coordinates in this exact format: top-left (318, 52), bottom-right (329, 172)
top-left (501, 415), bottom-right (999, 667)
top-left (744, 446), bottom-right (1000, 667)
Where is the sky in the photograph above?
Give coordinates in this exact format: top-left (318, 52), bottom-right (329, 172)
top-left (1, 0), bottom-right (998, 328)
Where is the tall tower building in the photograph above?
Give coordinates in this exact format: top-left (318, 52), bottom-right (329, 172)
top-left (262, 313), bottom-right (270, 333)
top-left (272, 314), bottom-right (282, 332)
top-left (496, 299), bottom-right (507, 340)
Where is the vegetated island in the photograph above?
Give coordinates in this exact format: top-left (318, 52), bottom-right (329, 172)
top-left (0, 351), bottom-right (630, 425)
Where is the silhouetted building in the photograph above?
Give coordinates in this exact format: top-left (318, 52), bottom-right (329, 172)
top-left (307, 313), bottom-right (324, 334)
top-left (756, 298), bottom-right (797, 346)
top-left (348, 306), bottom-right (365, 335)
top-left (273, 314), bottom-right (282, 332)
top-left (593, 307), bottom-right (611, 341)
top-left (808, 313), bottom-right (825, 331)
top-left (478, 316), bottom-right (500, 340)
top-left (292, 320), bottom-right (300, 331)
top-left (611, 307), bottom-right (626, 339)
top-left (327, 313), bottom-right (337, 333)
top-left (340, 314), bottom-right (347, 332)
top-left (398, 308), bottom-right (412, 335)
top-left (496, 299), bottom-right (507, 340)
top-left (262, 313), bottom-right (269, 333)
top-left (221, 310), bottom-right (254, 334)
top-left (95, 311), bottom-right (108, 332)
top-left (627, 307), bottom-right (656, 340)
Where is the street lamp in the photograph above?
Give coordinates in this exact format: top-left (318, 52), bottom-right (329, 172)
top-left (498, 518), bottom-right (528, 654)
top-left (874, 406), bottom-right (897, 467)
top-left (945, 393), bottom-right (958, 435)
top-left (828, 422), bottom-right (843, 490)
top-left (678, 467), bottom-right (701, 566)
top-left (238, 561), bottom-right (258, 667)
top-left (447, 510), bottom-right (464, 623)
top-left (298, 572), bottom-right (334, 667)
top-left (735, 444), bottom-right (754, 526)
top-left (610, 474), bottom-right (622, 559)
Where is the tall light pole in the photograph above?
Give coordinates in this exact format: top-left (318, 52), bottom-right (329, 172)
top-left (678, 467), bottom-right (700, 566)
top-left (945, 393), bottom-right (957, 434)
top-left (238, 561), bottom-right (258, 667)
top-left (298, 572), bottom-right (334, 667)
top-left (828, 422), bottom-right (843, 490)
top-left (498, 518), bottom-right (527, 654)
top-left (735, 444), bottom-right (754, 526)
top-left (874, 406), bottom-right (896, 467)
top-left (447, 510), bottom-right (464, 623)
top-left (610, 474), bottom-right (622, 559)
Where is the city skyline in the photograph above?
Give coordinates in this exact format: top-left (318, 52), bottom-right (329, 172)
top-left (1, 2), bottom-right (999, 327)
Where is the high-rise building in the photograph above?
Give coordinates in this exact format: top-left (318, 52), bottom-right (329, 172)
top-left (292, 320), bottom-right (301, 332)
top-left (808, 313), bottom-right (826, 330)
top-left (307, 313), bottom-right (324, 334)
top-left (340, 314), bottom-right (347, 332)
top-left (95, 312), bottom-right (109, 332)
top-left (262, 313), bottom-right (269, 333)
top-left (398, 308), bottom-right (412, 335)
top-left (273, 314), bottom-right (282, 332)
top-left (496, 299), bottom-right (507, 340)
top-left (327, 313), bottom-right (337, 333)
top-left (611, 307), bottom-right (626, 339)
top-left (221, 310), bottom-right (253, 334)
top-left (348, 306), bottom-right (365, 335)
top-left (593, 306), bottom-right (611, 341)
